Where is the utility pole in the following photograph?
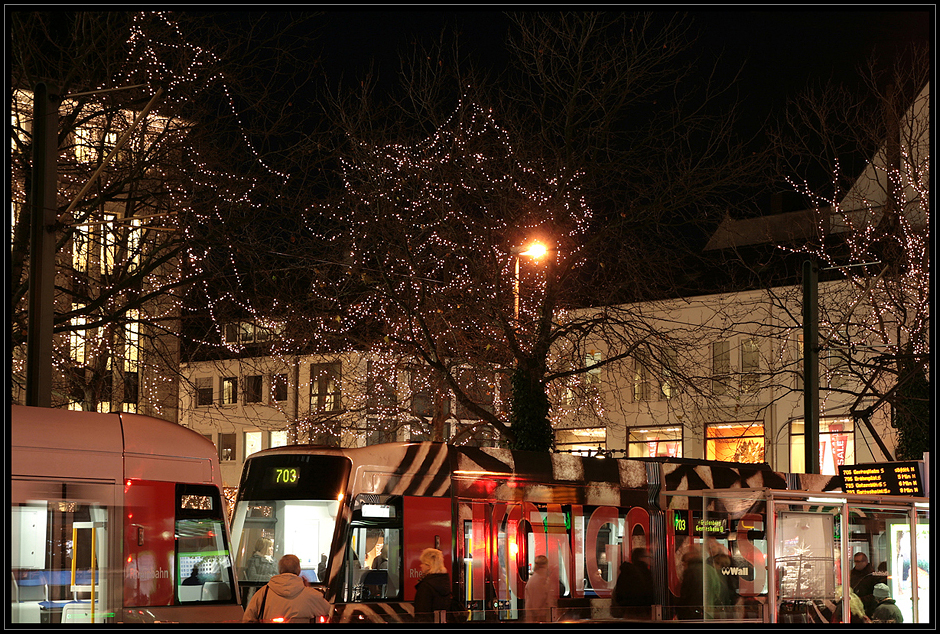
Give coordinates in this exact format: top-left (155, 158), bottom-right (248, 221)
top-left (802, 260), bottom-right (819, 474)
top-left (25, 83), bottom-right (60, 407)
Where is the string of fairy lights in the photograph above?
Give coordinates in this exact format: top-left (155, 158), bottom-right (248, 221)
top-left (182, 91), bottom-right (602, 444)
top-left (782, 144), bottom-right (930, 388)
top-left (18, 12), bottom-right (927, 448)
top-left (12, 12), bottom-right (302, 417)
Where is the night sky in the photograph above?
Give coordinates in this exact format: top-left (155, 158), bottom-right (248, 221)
top-left (313, 8), bottom-right (930, 139)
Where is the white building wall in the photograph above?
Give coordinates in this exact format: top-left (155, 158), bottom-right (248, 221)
top-left (554, 278), bottom-right (899, 473)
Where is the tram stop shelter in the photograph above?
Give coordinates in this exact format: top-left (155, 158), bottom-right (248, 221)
top-left (663, 486), bottom-right (929, 624)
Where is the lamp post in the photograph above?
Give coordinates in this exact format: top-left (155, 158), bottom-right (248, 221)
top-left (511, 242), bottom-right (547, 323)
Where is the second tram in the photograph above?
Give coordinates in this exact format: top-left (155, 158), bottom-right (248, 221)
top-left (11, 405), bottom-right (243, 624)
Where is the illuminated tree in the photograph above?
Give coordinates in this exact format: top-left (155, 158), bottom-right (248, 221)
top-left (294, 12), bottom-right (766, 450)
top-left (765, 46), bottom-right (930, 460)
top-left (10, 11), bottom-right (321, 418)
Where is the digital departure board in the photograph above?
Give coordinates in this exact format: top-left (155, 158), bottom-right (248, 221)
top-left (839, 462), bottom-right (924, 496)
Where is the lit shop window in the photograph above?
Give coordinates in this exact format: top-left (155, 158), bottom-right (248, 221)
top-left (789, 418), bottom-right (855, 475)
top-left (627, 426), bottom-right (683, 458)
top-left (705, 421), bottom-right (765, 463)
top-left (556, 427), bottom-right (607, 456)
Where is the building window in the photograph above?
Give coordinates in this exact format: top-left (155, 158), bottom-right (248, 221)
top-left (245, 431), bottom-right (262, 459)
top-left (74, 125), bottom-right (97, 163)
top-left (99, 213), bottom-right (117, 276)
top-left (584, 350), bottom-right (602, 385)
top-left (123, 371), bottom-right (139, 407)
top-left (712, 340), bottom-right (731, 395)
top-left (366, 360), bottom-right (397, 414)
top-left (740, 338), bottom-right (760, 392)
top-left (706, 421), bottom-right (765, 463)
top-left (218, 433), bottom-right (236, 461)
top-left (221, 377), bottom-right (237, 405)
top-left (660, 348), bottom-right (677, 400)
top-left (70, 307), bottom-right (87, 365)
top-left (455, 367), bottom-right (495, 419)
top-left (271, 373), bottom-right (288, 402)
top-left (367, 421), bottom-right (398, 446)
top-left (269, 430), bottom-right (288, 448)
top-left (627, 425), bottom-right (683, 458)
top-left (122, 310), bottom-right (140, 409)
top-left (633, 352), bottom-right (651, 402)
top-left (824, 329), bottom-right (849, 389)
top-left (72, 222), bottom-right (91, 275)
top-left (222, 320), bottom-right (284, 346)
top-left (311, 363), bottom-right (341, 412)
top-left (789, 418), bottom-right (855, 475)
top-left (794, 333), bottom-right (804, 390)
top-left (409, 365), bottom-right (449, 418)
top-left (196, 377), bottom-right (214, 406)
top-left (555, 427), bottom-right (607, 456)
top-left (451, 422), bottom-right (497, 448)
top-left (245, 375), bottom-right (263, 403)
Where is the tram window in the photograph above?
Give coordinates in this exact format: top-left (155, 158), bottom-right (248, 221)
top-left (176, 519), bottom-right (234, 602)
top-left (175, 484), bottom-right (235, 604)
top-left (11, 485), bottom-right (112, 625)
top-left (344, 526), bottom-right (402, 602)
top-left (233, 500), bottom-right (341, 590)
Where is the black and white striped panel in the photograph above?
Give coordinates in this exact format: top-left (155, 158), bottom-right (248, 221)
top-left (333, 601), bottom-right (415, 624)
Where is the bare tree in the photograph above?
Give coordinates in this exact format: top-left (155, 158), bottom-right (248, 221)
top-left (286, 12), bottom-right (768, 450)
top-left (10, 11), bottom-right (322, 418)
top-left (764, 45), bottom-right (930, 460)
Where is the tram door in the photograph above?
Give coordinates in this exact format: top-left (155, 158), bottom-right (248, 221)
top-left (11, 478), bottom-right (118, 624)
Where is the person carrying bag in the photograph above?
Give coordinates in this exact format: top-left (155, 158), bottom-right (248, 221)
top-left (243, 554), bottom-right (330, 623)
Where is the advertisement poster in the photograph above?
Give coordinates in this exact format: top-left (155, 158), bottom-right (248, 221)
top-left (887, 522), bottom-right (929, 623)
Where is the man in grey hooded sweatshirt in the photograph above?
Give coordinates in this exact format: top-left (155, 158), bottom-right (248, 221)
top-left (243, 554), bottom-right (330, 623)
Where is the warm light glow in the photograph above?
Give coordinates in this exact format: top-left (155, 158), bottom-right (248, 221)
top-left (519, 242), bottom-right (547, 258)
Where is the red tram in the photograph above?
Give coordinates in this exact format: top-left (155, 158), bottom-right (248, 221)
top-left (10, 405), bottom-right (243, 624)
top-left (229, 441), bottom-right (846, 623)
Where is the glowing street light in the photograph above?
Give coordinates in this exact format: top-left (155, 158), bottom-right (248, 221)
top-left (511, 242), bottom-right (548, 323)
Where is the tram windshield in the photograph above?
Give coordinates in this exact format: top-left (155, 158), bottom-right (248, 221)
top-left (230, 454), bottom-right (351, 603)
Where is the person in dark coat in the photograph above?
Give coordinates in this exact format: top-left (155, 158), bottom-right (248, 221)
top-left (677, 550), bottom-right (727, 619)
top-left (850, 553), bottom-right (877, 596)
top-left (613, 548), bottom-right (654, 619)
top-left (246, 537), bottom-right (278, 581)
top-left (181, 565), bottom-right (203, 586)
top-left (414, 548), bottom-right (452, 622)
top-left (870, 583), bottom-right (904, 623)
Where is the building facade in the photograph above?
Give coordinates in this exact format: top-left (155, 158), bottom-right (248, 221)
top-left (11, 88), bottom-right (182, 421)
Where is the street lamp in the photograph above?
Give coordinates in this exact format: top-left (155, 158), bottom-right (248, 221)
top-left (511, 242), bottom-right (548, 322)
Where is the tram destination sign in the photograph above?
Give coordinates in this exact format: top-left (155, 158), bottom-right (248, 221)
top-left (839, 461), bottom-right (924, 496)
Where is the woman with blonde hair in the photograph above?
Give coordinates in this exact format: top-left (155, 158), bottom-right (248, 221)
top-left (246, 537), bottom-right (278, 581)
top-left (414, 548), bottom-right (451, 622)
